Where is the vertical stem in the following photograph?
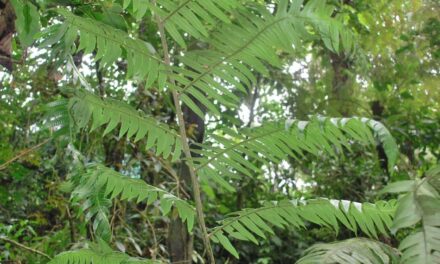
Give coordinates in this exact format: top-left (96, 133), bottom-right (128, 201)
top-left (152, 3), bottom-right (215, 263)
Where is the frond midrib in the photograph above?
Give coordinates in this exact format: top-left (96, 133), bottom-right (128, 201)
top-left (62, 11), bottom-right (163, 64)
top-left (195, 127), bottom-right (283, 172)
top-left (179, 14), bottom-right (298, 94)
top-left (77, 93), bottom-right (181, 139)
top-left (162, 0), bottom-right (192, 22)
top-left (208, 202), bottom-right (291, 237)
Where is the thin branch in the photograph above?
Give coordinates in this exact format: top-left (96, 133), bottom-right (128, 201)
top-left (0, 236), bottom-right (52, 260)
top-left (152, 1), bottom-right (215, 263)
top-left (0, 138), bottom-right (51, 171)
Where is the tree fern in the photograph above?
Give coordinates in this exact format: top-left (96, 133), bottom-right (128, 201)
top-left (71, 164), bottom-right (195, 240)
top-left (381, 165), bottom-right (440, 264)
top-left (296, 238), bottom-right (400, 264)
top-left (49, 239), bottom-right (159, 264)
top-left (209, 199), bottom-right (396, 258)
top-left (196, 117), bottom-right (398, 191)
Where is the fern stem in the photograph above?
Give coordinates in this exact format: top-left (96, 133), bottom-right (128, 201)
top-left (152, 2), bottom-right (216, 263)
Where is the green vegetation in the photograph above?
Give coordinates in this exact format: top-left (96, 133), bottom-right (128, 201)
top-left (0, 0), bottom-right (439, 263)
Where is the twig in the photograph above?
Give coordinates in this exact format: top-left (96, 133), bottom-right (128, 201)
top-left (152, 2), bottom-right (215, 263)
top-left (0, 236), bottom-right (52, 260)
top-left (0, 138), bottom-right (51, 171)
top-left (65, 205), bottom-right (77, 243)
top-left (142, 208), bottom-right (159, 260)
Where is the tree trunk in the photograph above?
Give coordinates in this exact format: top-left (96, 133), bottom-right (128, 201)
top-left (168, 97), bottom-right (205, 263)
top-left (329, 52), bottom-right (353, 116)
top-left (0, 0), bottom-right (15, 71)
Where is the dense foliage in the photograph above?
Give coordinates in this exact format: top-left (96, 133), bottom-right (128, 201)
top-left (0, 0), bottom-right (439, 263)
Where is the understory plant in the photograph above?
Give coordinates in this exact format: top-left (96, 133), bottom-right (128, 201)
top-left (5, 0), bottom-right (439, 263)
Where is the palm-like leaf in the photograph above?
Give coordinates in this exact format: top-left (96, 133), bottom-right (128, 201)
top-left (171, 0), bottom-right (355, 117)
top-left (43, 1), bottom-right (355, 116)
top-left (42, 9), bottom-right (166, 88)
top-left (153, 0), bottom-right (238, 47)
top-left (381, 165), bottom-right (440, 264)
top-left (72, 164), bottom-right (195, 240)
top-left (196, 117), bottom-right (398, 191)
top-left (46, 90), bottom-right (182, 160)
top-left (210, 199), bottom-right (396, 258)
top-left (49, 239), bottom-right (159, 264)
top-left (297, 238), bottom-right (400, 264)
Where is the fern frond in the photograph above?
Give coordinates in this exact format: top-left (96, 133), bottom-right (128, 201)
top-left (151, 0), bottom-right (239, 48)
top-left (382, 165), bottom-right (440, 264)
top-left (116, 0), bottom-right (237, 46)
top-left (196, 117), bottom-right (398, 191)
top-left (44, 98), bottom-right (70, 137)
top-left (170, 0), bottom-right (355, 116)
top-left (296, 238), bottom-right (400, 264)
top-left (63, 90), bottom-right (182, 160)
top-left (49, 239), bottom-right (159, 264)
top-left (44, 9), bottom-right (166, 88)
top-left (73, 164), bottom-right (195, 234)
top-left (209, 199), bottom-right (396, 258)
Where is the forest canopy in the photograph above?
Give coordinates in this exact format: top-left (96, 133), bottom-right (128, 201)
top-left (0, 0), bottom-right (439, 263)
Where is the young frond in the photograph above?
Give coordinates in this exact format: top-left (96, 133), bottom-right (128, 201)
top-left (196, 117), bottom-right (398, 191)
top-left (43, 9), bottom-right (166, 88)
top-left (171, 0), bottom-right (355, 116)
top-left (49, 239), bottom-right (159, 264)
top-left (296, 238), bottom-right (400, 264)
top-left (72, 164), bottom-right (196, 236)
top-left (382, 165), bottom-right (440, 264)
top-left (209, 199), bottom-right (396, 258)
top-left (58, 90), bottom-right (182, 160)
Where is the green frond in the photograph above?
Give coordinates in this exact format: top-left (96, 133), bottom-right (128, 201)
top-left (49, 239), bottom-right (159, 264)
top-left (171, 0), bottom-right (355, 116)
top-left (64, 90), bottom-right (182, 160)
top-left (119, 0), bottom-right (150, 20)
top-left (382, 165), bottom-right (440, 264)
top-left (44, 98), bottom-right (71, 137)
top-left (43, 9), bottom-right (166, 88)
top-left (72, 164), bottom-right (195, 235)
top-left (153, 0), bottom-right (239, 48)
top-left (296, 238), bottom-right (400, 264)
top-left (196, 117), bottom-right (398, 191)
top-left (106, 0), bottom-right (237, 47)
top-left (209, 199), bottom-right (396, 258)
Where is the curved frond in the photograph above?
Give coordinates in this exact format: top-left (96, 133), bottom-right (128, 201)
top-left (382, 165), bottom-right (440, 264)
top-left (196, 117), bottom-right (398, 191)
top-left (43, 9), bottom-right (166, 88)
top-left (72, 164), bottom-right (195, 236)
top-left (171, 0), bottom-right (355, 116)
top-left (209, 199), bottom-right (396, 258)
top-left (296, 238), bottom-right (400, 264)
top-left (49, 239), bottom-right (159, 264)
top-left (62, 90), bottom-right (182, 160)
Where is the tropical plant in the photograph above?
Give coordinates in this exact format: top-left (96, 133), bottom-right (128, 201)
top-left (2, 0), bottom-right (439, 263)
